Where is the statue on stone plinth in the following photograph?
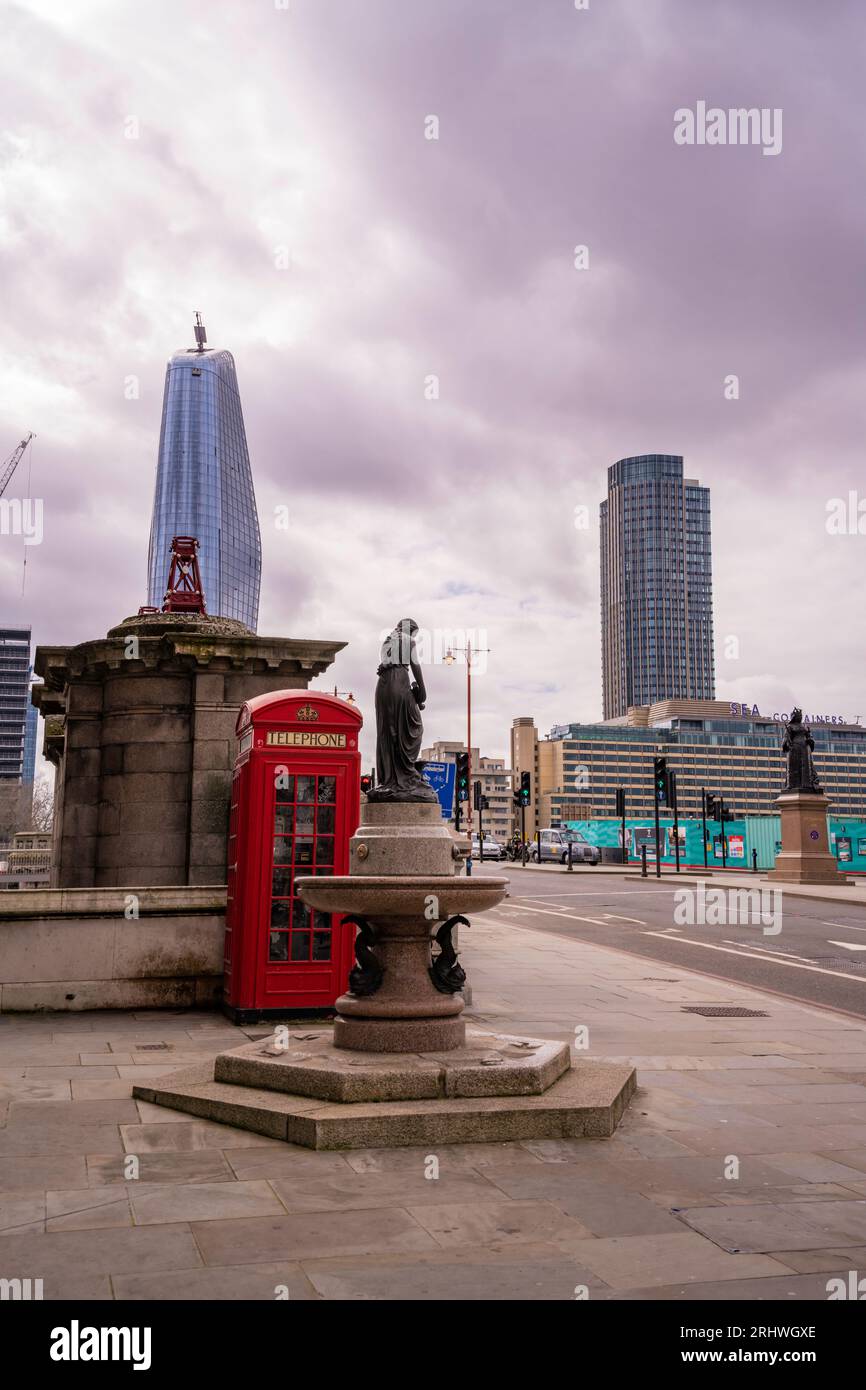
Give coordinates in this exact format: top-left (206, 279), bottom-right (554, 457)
top-left (368, 618), bottom-right (438, 803)
top-left (781, 708), bottom-right (822, 793)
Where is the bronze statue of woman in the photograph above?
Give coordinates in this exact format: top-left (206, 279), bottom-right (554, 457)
top-left (781, 708), bottom-right (822, 793)
top-left (368, 619), bottom-right (438, 803)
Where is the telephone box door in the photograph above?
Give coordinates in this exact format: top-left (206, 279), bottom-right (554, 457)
top-left (256, 760), bottom-right (354, 1009)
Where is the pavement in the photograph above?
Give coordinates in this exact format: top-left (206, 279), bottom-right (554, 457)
top-left (3, 919), bottom-right (866, 1300)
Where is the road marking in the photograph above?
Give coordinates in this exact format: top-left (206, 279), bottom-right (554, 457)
top-left (499, 903), bottom-right (609, 926)
top-left (722, 940), bottom-right (816, 963)
top-left (827, 940), bottom-right (866, 952)
top-left (600, 913), bottom-right (647, 925)
top-left (822, 922), bottom-right (866, 934)
top-left (642, 931), bottom-right (866, 984)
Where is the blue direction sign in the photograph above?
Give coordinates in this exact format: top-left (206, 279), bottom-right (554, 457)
top-left (421, 761), bottom-right (455, 819)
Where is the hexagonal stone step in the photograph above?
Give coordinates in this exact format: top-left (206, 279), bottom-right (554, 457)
top-left (132, 1058), bottom-right (636, 1151)
top-left (212, 1029), bottom-right (571, 1103)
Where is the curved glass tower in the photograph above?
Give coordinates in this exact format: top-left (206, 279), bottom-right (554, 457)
top-left (147, 320), bottom-right (261, 630)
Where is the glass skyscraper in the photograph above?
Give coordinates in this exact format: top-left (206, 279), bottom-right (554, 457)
top-left (147, 320), bottom-right (261, 630)
top-left (600, 454), bottom-right (715, 720)
top-left (0, 627), bottom-right (34, 783)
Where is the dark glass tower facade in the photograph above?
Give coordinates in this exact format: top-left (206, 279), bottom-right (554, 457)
top-left (600, 455), bottom-right (715, 720)
top-left (0, 627), bottom-right (33, 782)
top-left (147, 327), bottom-right (261, 630)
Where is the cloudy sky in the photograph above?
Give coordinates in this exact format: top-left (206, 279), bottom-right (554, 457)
top-left (1, 0), bottom-right (864, 774)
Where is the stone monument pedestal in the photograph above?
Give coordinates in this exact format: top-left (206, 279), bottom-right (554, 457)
top-left (136, 799), bottom-right (635, 1148)
top-left (767, 791), bottom-right (852, 885)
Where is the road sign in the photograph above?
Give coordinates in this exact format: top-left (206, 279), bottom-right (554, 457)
top-left (421, 761), bottom-right (456, 819)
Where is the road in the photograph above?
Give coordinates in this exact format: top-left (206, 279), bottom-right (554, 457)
top-left (472, 861), bottom-right (866, 1019)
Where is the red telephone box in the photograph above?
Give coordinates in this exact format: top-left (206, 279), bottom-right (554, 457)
top-left (223, 691), bottom-right (362, 1021)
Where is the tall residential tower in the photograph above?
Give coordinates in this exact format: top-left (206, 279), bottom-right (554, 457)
top-left (147, 316), bottom-right (262, 630)
top-left (600, 454), bottom-right (715, 720)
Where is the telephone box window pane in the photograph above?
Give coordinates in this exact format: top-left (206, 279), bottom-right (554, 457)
top-left (269, 932), bottom-right (289, 961)
top-left (290, 932), bottom-right (310, 961)
top-left (274, 807), bottom-right (293, 836)
top-left (313, 865), bottom-right (333, 876)
top-left (315, 836), bottom-right (334, 865)
top-left (270, 900), bottom-right (290, 928)
top-left (316, 805), bottom-right (335, 834)
top-left (295, 837), bottom-right (314, 865)
top-left (275, 776), bottom-right (295, 802)
top-left (272, 866), bottom-right (293, 896)
top-left (313, 910), bottom-right (331, 932)
top-left (296, 776), bottom-right (316, 802)
top-left (312, 930), bottom-right (331, 961)
top-left (273, 837), bottom-right (293, 865)
top-left (318, 776), bottom-right (336, 803)
top-left (292, 899), bottom-right (310, 930)
top-left (295, 803), bottom-right (315, 833)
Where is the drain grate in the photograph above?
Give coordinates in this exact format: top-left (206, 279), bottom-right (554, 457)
top-left (681, 1006), bottom-right (768, 1018)
top-left (135, 1043), bottom-right (171, 1051)
top-left (642, 977), bottom-right (681, 982)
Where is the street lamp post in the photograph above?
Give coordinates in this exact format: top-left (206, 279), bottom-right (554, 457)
top-left (444, 639), bottom-right (490, 876)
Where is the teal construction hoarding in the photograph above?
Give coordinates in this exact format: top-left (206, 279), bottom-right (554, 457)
top-left (564, 815), bottom-right (866, 874)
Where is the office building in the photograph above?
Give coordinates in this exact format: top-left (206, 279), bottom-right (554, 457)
top-left (147, 316), bottom-right (262, 630)
top-left (511, 701), bottom-right (866, 835)
top-left (600, 454), bottom-right (715, 719)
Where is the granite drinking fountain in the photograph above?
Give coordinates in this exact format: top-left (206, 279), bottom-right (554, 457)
top-left (135, 620), bottom-right (635, 1148)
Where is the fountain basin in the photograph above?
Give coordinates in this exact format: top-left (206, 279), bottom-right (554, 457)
top-left (295, 874), bottom-right (508, 918)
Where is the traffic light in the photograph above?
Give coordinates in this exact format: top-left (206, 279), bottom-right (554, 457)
top-left (456, 751), bottom-right (470, 802)
top-left (360, 771), bottom-right (374, 796)
top-left (615, 787), bottom-right (625, 818)
top-left (518, 771), bottom-right (531, 807)
top-left (473, 781), bottom-right (482, 811)
top-left (653, 757), bottom-right (670, 806)
top-left (704, 792), bottom-right (719, 821)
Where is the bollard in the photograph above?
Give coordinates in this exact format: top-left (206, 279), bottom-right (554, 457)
top-left (641, 844), bottom-right (647, 878)
top-left (567, 840), bottom-right (573, 872)
top-left (752, 847), bottom-right (758, 874)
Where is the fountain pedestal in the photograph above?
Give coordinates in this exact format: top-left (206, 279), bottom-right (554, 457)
top-left (297, 801), bottom-right (504, 1052)
top-left (134, 799), bottom-right (636, 1148)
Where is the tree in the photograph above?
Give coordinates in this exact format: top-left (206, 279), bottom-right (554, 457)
top-left (30, 776), bottom-right (55, 832)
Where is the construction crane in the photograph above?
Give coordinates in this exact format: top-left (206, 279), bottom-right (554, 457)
top-left (0, 433), bottom-right (34, 499)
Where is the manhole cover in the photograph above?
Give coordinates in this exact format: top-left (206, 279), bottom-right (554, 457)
top-left (135, 1043), bottom-right (171, 1051)
top-left (681, 1006), bottom-right (768, 1018)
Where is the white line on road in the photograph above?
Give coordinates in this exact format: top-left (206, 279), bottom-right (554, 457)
top-left (600, 913), bottom-right (648, 925)
top-left (822, 922), bottom-right (866, 934)
top-left (499, 903), bottom-right (610, 926)
top-left (827, 940), bottom-right (866, 952)
top-left (642, 931), bottom-right (866, 984)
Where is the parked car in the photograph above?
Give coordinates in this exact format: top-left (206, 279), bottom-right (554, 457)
top-left (470, 835), bottom-right (505, 861)
top-left (531, 828), bottom-right (600, 865)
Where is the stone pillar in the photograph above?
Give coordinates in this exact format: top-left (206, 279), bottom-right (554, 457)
top-left (34, 614), bottom-right (345, 889)
top-left (767, 790), bottom-right (852, 885)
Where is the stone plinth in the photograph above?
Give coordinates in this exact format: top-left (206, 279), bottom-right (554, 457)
top-left (33, 614), bottom-right (344, 889)
top-left (767, 790), bottom-right (853, 885)
top-left (134, 1044), bottom-right (636, 1150)
top-left (212, 1030), bottom-right (571, 1102)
